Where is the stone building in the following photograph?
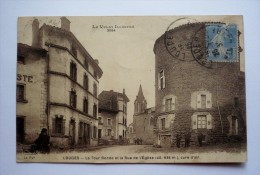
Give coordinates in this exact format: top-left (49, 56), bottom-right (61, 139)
top-left (126, 123), bottom-right (134, 144)
top-left (17, 17), bottom-right (103, 148)
top-left (153, 23), bottom-right (246, 147)
top-left (98, 90), bottom-right (129, 143)
top-left (132, 85), bottom-right (155, 145)
top-left (17, 43), bottom-right (48, 144)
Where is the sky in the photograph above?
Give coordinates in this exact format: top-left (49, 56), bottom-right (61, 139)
top-left (18, 16), bottom-right (244, 125)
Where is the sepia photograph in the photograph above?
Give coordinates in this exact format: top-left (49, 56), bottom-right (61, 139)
top-left (16, 16), bottom-right (246, 163)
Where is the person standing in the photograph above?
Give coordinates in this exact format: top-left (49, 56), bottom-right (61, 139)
top-left (185, 131), bottom-right (191, 148)
top-left (32, 128), bottom-right (50, 153)
top-left (176, 132), bottom-right (181, 148)
top-left (198, 132), bottom-right (203, 147)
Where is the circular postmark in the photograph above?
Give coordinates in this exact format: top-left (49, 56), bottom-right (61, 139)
top-left (164, 17), bottom-right (198, 61)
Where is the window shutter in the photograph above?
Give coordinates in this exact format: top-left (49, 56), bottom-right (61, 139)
top-left (158, 72), bottom-right (161, 90)
top-left (207, 114), bottom-right (212, 129)
top-left (191, 115), bottom-right (197, 129)
top-left (62, 119), bottom-right (66, 135)
top-left (206, 93), bottom-right (212, 108)
top-left (162, 72), bottom-right (165, 89)
top-left (197, 94), bottom-right (201, 108)
top-left (52, 118), bottom-right (56, 134)
top-left (172, 97), bottom-right (176, 110)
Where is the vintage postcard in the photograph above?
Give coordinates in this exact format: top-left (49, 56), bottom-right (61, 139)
top-left (16, 16), bottom-right (246, 163)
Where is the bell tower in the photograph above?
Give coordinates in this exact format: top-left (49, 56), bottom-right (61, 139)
top-left (134, 85), bottom-right (147, 115)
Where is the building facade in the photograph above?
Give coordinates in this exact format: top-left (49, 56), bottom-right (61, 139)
top-left (17, 44), bottom-right (48, 144)
top-left (98, 90), bottom-right (129, 143)
top-left (17, 17), bottom-right (103, 148)
top-left (153, 23), bottom-right (246, 147)
top-left (132, 85), bottom-right (155, 145)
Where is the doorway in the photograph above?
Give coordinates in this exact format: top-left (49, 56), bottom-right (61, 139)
top-left (69, 119), bottom-right (75, 146)
top-left (98, 129), bottom-right (102, 139)
top-left (16, 117), bottom-right (25, 144)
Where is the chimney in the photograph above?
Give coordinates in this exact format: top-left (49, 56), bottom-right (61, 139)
top-left (32, 19), bottom-right (39, 47)
top-left (60, 17), bottom-right (71, 31)
top-left (123, 89), bottom-right (125, 94)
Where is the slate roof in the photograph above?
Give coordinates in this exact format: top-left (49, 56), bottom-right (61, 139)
top-left (99, 90), bottom-right (129, 112)
top-left (135, 84), bottom-right (146, 103)
top-left (18, 43), bottom-right (47, 57)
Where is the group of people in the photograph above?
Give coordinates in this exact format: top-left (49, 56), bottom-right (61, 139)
top-left (134, 138), bottom-right (143, 145)
top-left (176, 131), bottom-right (204, 148)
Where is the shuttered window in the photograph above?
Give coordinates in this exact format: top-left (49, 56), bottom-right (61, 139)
top-left (191, 114), bottom-right (212, 130)
top-left (197, 115), bottom-right (207, 129)
top-left (165, 98), bottom-right (172, 111)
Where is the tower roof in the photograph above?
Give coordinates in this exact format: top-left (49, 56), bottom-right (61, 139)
top-left (136, 84), bottom-right (146, 102)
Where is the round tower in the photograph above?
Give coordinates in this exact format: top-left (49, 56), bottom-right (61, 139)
top-left (153, 23), bottom-right (245, 147)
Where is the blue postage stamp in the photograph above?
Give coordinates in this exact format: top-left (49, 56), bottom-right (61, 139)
top-left (206, 24), bottom-right (238, 62)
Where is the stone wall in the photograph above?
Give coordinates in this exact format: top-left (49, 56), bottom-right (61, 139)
top-left (153, 23), bottom-right (246, 147)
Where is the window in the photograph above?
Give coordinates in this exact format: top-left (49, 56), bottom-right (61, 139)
top-left (83, 98), bottom-right (88, 113)
top-left (98, 117), bottom-right (102, 123)
top-left (52, 115), bottom-right (65, 135)
top-left (150, 117), bottom-right (154, 126)
top-left (83, 74), bottom-right (89, 90)
top-left (107, 129), bottom-right (112, 136)
top-left (93, 83), bottom-right (97, 97)
top-left (78, 122), bottom-right (83, 138)
top-left (93, 103), bottom-right (97, 118)
top-left (17, 84), bottom-right (26, 102)
top-left (70, 90), bottom-right (77, 108)
top-left (201, 95), bottom-right (206, 109)
top-left (93, 126), bottom-right (97, 138)
top-left (158, 70), bottom-right (165, 90)
top-left (165, 98), bottom-right (172, 111)
top-left (84, 59), bottom-right (89, 70)
top-left (197, 115), bottom-right (207, 129)
top-left (107, 118), bottom-right (112, 125)
top-left (196, 92), bottom-right (212, 109)
top-left (17, 56), bottom-right (25, 64)
top-left (192, 113), bottom-right (212, 130)
top-left (161, 118), bottom-right (165, 130)
top-left (70, 62), bottom-right (77, 81)
top-left (231, 116), bottom-right (238, 135)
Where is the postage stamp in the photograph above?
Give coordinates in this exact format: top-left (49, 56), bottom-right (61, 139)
top-left (206, 24), bottom-right (238, 62)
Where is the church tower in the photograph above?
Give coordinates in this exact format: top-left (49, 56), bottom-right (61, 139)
top-left (134, 85), bottom-right (147, 115)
